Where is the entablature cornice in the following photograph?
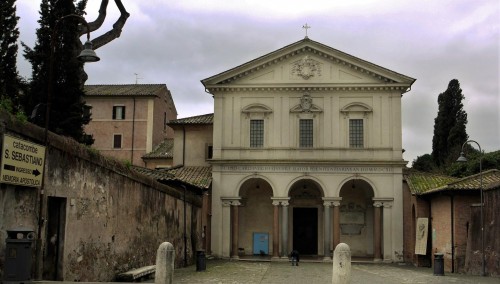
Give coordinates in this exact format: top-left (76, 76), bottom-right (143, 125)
top-left (206, 84), bottom-right (410, 93)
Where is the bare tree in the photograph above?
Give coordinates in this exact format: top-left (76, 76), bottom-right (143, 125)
top-left (79, 0), bottom-right (130, 49)
top-left (77, 0), bottom-right (130, 84)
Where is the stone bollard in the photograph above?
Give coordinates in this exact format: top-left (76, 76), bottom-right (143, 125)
top-left (332, 243), bottom-right (351, 284)
top-left (155, 242), bottom-right (175, 284)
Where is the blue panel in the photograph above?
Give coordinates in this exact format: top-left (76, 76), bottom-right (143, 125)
top-left (253, 232), bottom-right (269, 255)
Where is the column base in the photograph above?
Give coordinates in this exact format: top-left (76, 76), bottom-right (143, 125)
top-left (231, 255), bottom-right (240, 260)
top-left (373, 258), bottom-right (383, 262)
top-left (323, 256), bottom-right (332, 262)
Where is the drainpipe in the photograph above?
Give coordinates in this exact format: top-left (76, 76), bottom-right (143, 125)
top-left (450, 195), bottom-right (455, 273)
top-left (183, 184), bottom-right (187, 266)
top-left (131, 97), bottom-right (136, 164)
top-left (182, 126), bottom-right (186, 165)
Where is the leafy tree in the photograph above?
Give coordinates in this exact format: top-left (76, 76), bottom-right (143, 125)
top-left (431, 79), bottom-right (468, 167)
top-left (411, 154), bottom-right (435, 172)
top-left (0, 0), bottom-right (23, 114)
top-left (447, 150), bottom-right (500, 178)
top-left (23, 0), bottom-right (93, 145)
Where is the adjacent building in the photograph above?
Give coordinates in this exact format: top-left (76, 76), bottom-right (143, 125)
top-left (84, 84), bottom-right (177, 166)
top-left (202, 37), bottom-right (416, 261)
top-left (403, 168), bottom-right (500, 276)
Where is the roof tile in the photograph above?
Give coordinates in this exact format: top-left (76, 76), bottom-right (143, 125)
top-left (168, 113), bottom-right (213, 125)
top-left (84, 84), bottom-right (167, 96)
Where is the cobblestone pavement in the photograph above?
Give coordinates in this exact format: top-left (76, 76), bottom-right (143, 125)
top-left (173, 259), bottom-right (500, 284)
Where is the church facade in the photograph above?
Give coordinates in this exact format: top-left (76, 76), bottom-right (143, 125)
top-left (202, 38), bottom-right (415, 262)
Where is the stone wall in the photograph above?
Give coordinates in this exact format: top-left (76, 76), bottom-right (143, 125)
top-left (0, 111), bottom-right (202, 281)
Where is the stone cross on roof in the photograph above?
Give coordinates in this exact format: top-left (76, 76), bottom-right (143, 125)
top-left (302, 23), bottom-right (311, 38)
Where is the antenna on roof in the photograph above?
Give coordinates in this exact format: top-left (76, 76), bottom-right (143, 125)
top-left (134, 73), bottom-right (143, 84)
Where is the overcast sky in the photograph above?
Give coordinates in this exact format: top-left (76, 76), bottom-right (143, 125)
top-left (16, 0), bottom-right (499, 164)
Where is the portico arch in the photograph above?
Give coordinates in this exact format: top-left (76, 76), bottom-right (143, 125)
top-left (237, 178), bottom-right (274, 256)
top-left (288, 178), bottom-right (324, 256)
top-left (338, 178), bottom-right (375, 258)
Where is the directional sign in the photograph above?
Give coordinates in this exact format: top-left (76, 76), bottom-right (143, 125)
top-left (0, 134), bottom-right (45, 187)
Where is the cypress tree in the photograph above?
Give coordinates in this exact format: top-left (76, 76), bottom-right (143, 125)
top-left (23, 0), bottom-right (93, 145)
top-left (0, 0), bottom-right (21, 113)
top-left (431, 79), bottom-right (468, 167)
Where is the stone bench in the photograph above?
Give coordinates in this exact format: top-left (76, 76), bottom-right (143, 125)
top-left (116, 265), bottom-right (156, 282)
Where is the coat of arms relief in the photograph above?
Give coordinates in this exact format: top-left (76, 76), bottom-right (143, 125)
top-left (291, 55), bottom-right (322, 80)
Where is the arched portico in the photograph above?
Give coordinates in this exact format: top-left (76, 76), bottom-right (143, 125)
top-left (288, 179), bottom-right (324, 256)
top-left (338, 178), bottom-right (375, 258)
top-left (235, 177), bottom-right (274, 258)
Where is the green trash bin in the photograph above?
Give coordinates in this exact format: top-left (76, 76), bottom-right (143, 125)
top-left (3, 228), bottom-right (35, 284)
top-left (196, 250), bottom-right (206, 271)
top-left (433, 253), bottom-right (444, 276)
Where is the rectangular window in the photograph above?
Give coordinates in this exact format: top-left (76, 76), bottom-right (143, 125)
top-left (250, 119), bottom-right (264, 148)
top-left (206, 144), bottom-right (213, 159)
top-left (112, 106), bottom-right (125, 120)
top-left (113, 134), bottom-right (122, 149)
top-left (299, 119), bottom-right (313, 148)
top-left (349, 119), bottom-right (364, 148)
top-left (164, 112), bottom-right (167, 130)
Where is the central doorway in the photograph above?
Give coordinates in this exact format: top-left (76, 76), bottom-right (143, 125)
top-left (293, 207), bottom-right (318, 255)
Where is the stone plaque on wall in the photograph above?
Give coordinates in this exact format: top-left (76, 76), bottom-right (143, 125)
top-left (340, 202), bottom-right (365, 235)
top-left (415, 218), bottom-right (428, 255)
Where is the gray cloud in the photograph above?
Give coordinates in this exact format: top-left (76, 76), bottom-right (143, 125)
top-left (17, 0), bottom-right (499, 164)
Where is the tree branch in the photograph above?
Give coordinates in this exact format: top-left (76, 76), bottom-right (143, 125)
top-left (90, 0), bottom-right (130, 50)
top-left (80, 0), bottom-right (109, 35)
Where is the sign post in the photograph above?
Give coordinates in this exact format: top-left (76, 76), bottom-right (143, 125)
top-left (0, 134), bottom-right (45, 187)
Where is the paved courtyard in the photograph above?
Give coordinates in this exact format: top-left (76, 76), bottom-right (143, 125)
top-left (172, 259), bottom-right (499, 284)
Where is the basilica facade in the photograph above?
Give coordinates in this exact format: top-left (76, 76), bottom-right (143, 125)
top-left (202, 37), bottom-right (415, 262)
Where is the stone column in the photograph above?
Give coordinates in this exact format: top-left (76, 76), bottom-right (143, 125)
top-left (373, 201), bottom-right (383, 261)
top-left (231, 201), bottom-right (241, 259)
top-left (281, 201), bottom-right (289, 259)
top-left (382, 201), bottom-right (393, 262)
top-left (323, 201), bottom-right (332, 261)
top-left (221, 199), bottom-right (232, 257)
top-left (332, 200), bottom-right (341, 250)
top-left (272, 200), bottom-right (280, 259)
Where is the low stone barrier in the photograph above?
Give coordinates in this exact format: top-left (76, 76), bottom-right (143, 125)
top-left (155, 242), bottom-right (175, 284)
top-left (332, 243), bottom-right (351, 284)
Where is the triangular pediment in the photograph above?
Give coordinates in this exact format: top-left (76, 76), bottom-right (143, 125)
top-left (202, 38), bottom-right (415, 91)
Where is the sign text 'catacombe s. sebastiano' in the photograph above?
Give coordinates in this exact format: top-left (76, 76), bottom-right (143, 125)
top-left (0, 134), bottom-right (45, 187)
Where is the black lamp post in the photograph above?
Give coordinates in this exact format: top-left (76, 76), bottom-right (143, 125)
top-left (35, 14), bottom-right (99, 279)
top-left (457, 140), bottom-right (485, 276)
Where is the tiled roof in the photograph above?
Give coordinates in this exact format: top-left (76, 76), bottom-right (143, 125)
top-left (404, 169), bottom-right (458, 195)
top-left (84, 84), bottom-right (167, 96)
top-left (168, 113), bottom-right (213, 125)
top-left (131, 165), bottom-right (212, 190)
top-left (131, 166), bottom-right (175, 181)
top-left (161, 166), bottom-right (212, 189)
top-left (143, 139), bottom-right (174, 159)
top-left (422, 169), bottom-right (500, 195)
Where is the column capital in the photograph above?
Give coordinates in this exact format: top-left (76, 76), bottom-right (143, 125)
top-left (272, 197), bottom-right (290, 206)
top-left (322, 197), bottom-right (342, 207)
top-left (372, 197), bottom-right (394, 208)
top-left (221, 196), bottom-right (242, 207)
